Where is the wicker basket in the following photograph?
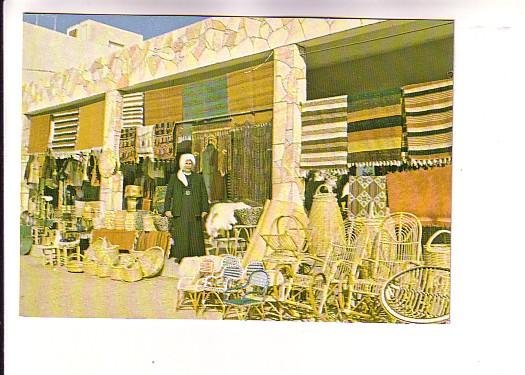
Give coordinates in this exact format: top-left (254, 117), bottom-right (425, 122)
top-left (138, 246), bottom-right (165, 278)
top-left (234, 207), bottom-right (264, 226)
top-left (122, 260), bottom-right (143, 282)
top-left (66, 253), bottom-right (84, 273)
top-left (308, 184), bottom-right (345, 257)
top-left (96, 255), bottom-right (112, 278)
top-left (83, 256), bottom-right (98, 276)
top-left (424, 230), bottom-right (451, 268)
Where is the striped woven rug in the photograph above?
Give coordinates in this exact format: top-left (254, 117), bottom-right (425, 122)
top-left (122, 92), bottom-right (144, 127)
top-left (402, 79), bottom-right (453, 166)
top-left (347, 88), bottom-right (403, 167)
top-left (300, 95), bottom-right (348, 172)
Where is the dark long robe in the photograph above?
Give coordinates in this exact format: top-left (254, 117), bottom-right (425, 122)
top-left (164, 172), bottom-right (209, 260)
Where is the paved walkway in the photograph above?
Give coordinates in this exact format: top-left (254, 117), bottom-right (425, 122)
top-left (19, 255), bottom-right (221, 319)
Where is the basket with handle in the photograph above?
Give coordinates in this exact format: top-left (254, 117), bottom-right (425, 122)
top-left (83, 255), bottom-right (98, 276)
top-left (96, 254), bottom-right (113, 278)
top-left (423, 229), bottom-right (451, 268)
top-left (122, 259), bottom-right (143, 282)
top-left (66, 253), bottom-right (84, 273)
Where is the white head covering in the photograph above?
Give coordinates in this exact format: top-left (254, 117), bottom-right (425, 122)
top-left (177, 153), bottom-right (196, 187)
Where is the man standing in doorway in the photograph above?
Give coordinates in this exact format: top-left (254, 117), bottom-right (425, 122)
top-left (164, 154), bottom-right (209, 261)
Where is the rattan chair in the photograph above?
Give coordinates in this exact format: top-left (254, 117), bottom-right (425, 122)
top-left (375, 212), bottom-right (423, 264)
top-left (175, 256), bottom-right (221, 313)
top-left (222, 270), bottom-right (270, 320)
top-left (200, 260), bottom-right (244, 316)
top-left (261, 215), bottom-right (311, 266)
top-left (380, 266), bottom-right (450, 323)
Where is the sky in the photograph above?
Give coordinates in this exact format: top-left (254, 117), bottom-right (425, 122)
top-left (22, 14), bottom-right (207, 39)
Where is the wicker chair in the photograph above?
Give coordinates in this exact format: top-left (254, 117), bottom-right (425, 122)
top-left (175, 257), bottom-right (221, 313)
top-left (380, 266), bottom-right (450, 323)
top-left (200, 259), bottom-right (244, 316)
top-left (261, 215), bottom-right (311, 266)
top-left (375, 212), bottom-right (422, 264)
top-left (222, 270), bottom-right (270, 320)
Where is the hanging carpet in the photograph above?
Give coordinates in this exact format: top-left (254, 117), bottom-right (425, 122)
top-left (28, 114), bottom-right (51, 153)
top-left (119, 127), bottom-right (137, 163)
top-left (144, 86), bottom-right (183, 125)
top-left (122, 92), bottom-right (144, 128)
top-left (402, 78), bottom-right (453, 166)
top-left (346, 176), bottom-right (388, 218)
top-left (300, 95), bottom-right (348, 172)
top-left (347, 88), bottom-right (403, 167)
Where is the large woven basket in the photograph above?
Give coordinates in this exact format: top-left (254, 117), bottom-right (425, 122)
top-left (308, 184), bottom-right (345, 257)
top-left (424, 230), bottom-right (451, 268)
top-left (138, 246), bottom-right (165, 278)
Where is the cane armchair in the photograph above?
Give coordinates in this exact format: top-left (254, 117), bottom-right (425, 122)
top-left (175, 256), bottom-right (222, 313)
top-left (200, 261), bottom-right (244, 315)
top-left (222, 270), bottom-right (270, 320)
top-left (380, 266), bottom-right (450, 323)
top-left (375, 212), bottom-right (422, 264)
top-left (261, 215), bottom-right (311, 267)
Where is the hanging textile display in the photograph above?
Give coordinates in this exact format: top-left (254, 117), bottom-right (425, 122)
top-left (347, 88), bottom-right (403, 167)
top-left (28, 114), bottom-right (51, 153)
top-left (346, 176), bottom-right (388, 218)
top-left (119, 127), bottom-right (137, 163)
top-left (227, 61), bottom-right (274, 125)
top-left (153, 122), bottom-right (176, 160)
top-left (137, 125), bottom-right (154, 159)
top-left (153, 185), bottom-right (167, 213)
top-left (300, 95), bottom-right (348, 172)
top-left (183, 75), bottom-right (228, 121)
top-left (50, 109), bottom-right (80, 152)
top-left (175, 123), bottom-right (192, 154)
top-left (144, 85), bottom-right (183, 125)
top-left (230, 122), bottom-right (272, 204)
top-left (76, 100), bottom-right (105, 150)
top-left (402, 79), bottom-right (453, 166)
top-left (191, 122), bottom-right (231, 201)
top-left (386, 165), bottom-right (452, 227)
top-left (122, 92), bottom-right (144, 127)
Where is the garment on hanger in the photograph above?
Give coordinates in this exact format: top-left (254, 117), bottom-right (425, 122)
top-left (120, 127), bottom-right (138, 164)
top-left (137, 125), bottom-right (154, 159)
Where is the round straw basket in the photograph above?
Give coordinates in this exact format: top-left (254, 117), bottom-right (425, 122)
top-left (138, 246), bottom-right (165, 278)
top-left (308, 184), bottom-right (345, 257)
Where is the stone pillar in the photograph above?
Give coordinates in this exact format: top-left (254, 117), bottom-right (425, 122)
top-left (100, 90), bottom-right (123, 212)
top-left (272, 44), bottom-right (306, 205)
top-left (20, 115), bottom-right (32, 212)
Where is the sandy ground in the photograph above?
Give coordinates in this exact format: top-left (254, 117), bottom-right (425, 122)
top-left (19, 255), bottom-right (221, 319)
